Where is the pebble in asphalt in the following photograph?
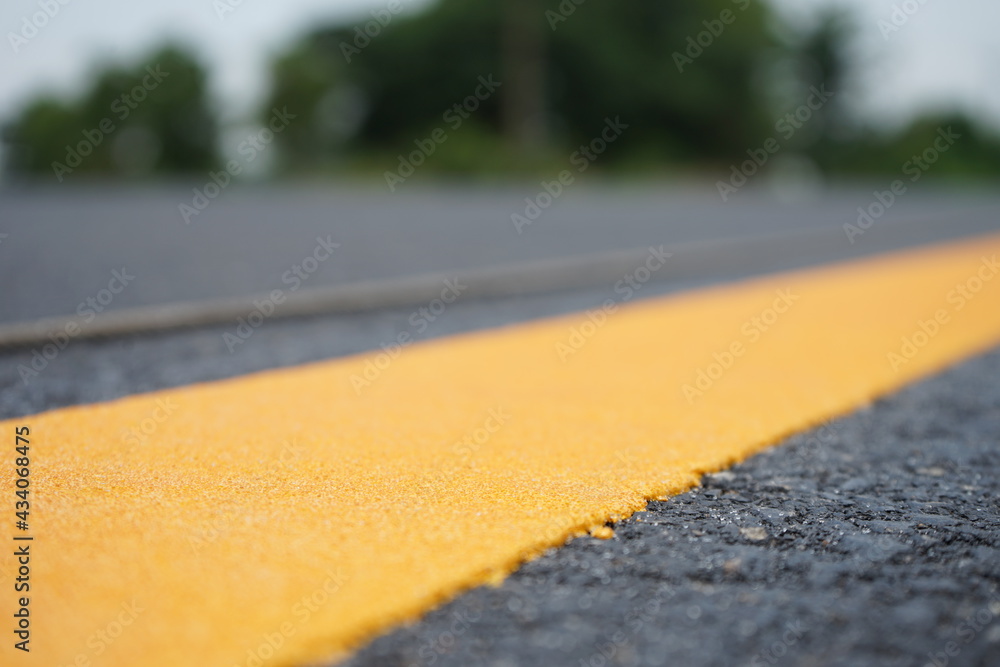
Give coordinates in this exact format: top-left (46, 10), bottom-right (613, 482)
top-left (0, 285), bottom-right (997, 667)
top-left (338, 349), bottom-right (1000, 667)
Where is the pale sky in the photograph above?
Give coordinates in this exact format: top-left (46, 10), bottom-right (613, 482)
top-left (2, 0), bottom-right (999, 131)
top-left (769, 0), bottom-right (1000, 131)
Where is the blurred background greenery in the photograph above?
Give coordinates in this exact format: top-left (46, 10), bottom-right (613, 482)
top-left (3, 0), bottom-right (999, 182)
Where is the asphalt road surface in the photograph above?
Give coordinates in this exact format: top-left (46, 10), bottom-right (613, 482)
top-left (1, 186), bottom-right (998, 666)
top-left (338, 347), bottom-right (1000, 667)
top-left (1, 259), bottom-right (998, 666)
top-left (2, 183), bottom-right (999, 324)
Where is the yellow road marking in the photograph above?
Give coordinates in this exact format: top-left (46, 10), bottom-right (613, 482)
top-left (2, 235), bottom-right (1000, 667)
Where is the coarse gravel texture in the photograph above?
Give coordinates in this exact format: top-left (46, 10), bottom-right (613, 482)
top-left (0, 281), bottom-right (707, 418)
top-left (2, 282), bottom-right (998, 667)
top-left (337, 349), bottom-right (1000, 667)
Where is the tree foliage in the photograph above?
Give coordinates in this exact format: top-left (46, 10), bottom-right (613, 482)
top-left (4, 45), bottom-right (216, 179)
top-left (267, 0), bottom-right (780, 170)
top-left (3, 1), bottom-right (998, 180)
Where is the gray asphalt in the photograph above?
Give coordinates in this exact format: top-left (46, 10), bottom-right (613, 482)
top-left (0, 276), bottom-right (706, 417)
top-left (338, 347), bottom-right (1000, 667)
top-left (2, 183), bottom-right (999, 324)
top-left (2, 187), bottom-right (998, 666)
top-left (1, 255), bottom-right (998, 666)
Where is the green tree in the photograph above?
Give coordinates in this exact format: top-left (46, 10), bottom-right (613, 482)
top-left (264, 0), bottom-right (781, 174)
top-left (836, 114), bottom-right (1000, 178)
top-left (2, 97), bottom-right (79, 174)
top-left (4, 45), bottom-right (217, 179)
top-left (264, 42), bottom-right (354, 171)
top-left (779, 9), bottom-right (856, 171)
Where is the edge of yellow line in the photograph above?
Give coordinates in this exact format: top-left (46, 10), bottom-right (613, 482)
top-left (2, 232), bottom-right (999, 667)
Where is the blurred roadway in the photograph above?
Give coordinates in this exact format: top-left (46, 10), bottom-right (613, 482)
top-left (2, 183), bottom-right (999, 324)
top-left (2, 184), bottom-right (999, 667)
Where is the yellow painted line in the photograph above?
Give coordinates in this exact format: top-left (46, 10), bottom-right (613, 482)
top-left (3, 234), bottom-right (1000, 667)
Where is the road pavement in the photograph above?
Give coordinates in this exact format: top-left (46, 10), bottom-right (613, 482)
top-left (2, 183), bottom-right (999, 324)
top-left (339, 345), bottom-right (1000, 667)
top-left (1, 186), bottom-right (998, 666)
